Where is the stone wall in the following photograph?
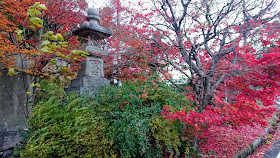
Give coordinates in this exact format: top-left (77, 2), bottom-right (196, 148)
top-left (0, 55), bottom-right (30, 157)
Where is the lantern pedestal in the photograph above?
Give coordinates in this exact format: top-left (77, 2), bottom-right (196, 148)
top-left (65, 57), bottom-right (109, 94)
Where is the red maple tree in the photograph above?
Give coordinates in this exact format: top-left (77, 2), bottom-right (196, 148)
top-left (100, 0), bottom-right (177, 81)
top-left (101, 0), bottom-right (280, 155)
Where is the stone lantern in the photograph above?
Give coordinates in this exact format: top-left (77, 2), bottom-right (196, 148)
top-left (65, 7), bottom-right (112, 94)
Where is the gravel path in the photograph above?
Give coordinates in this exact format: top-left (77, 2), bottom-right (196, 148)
top-left (263, 139), bottom-right (280, 158)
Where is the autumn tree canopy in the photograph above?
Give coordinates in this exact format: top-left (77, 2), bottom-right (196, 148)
top-left (102, 0), bottom-right (280, 138)
top-left (147, 0), bottom-right (280, 125)
top-left (0, 0), bottom-right (88, 78)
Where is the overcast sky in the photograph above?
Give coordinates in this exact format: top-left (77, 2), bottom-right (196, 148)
top-left (87, 0), bottom-right (108, 8)
top-left (86, 0), bottom-right (141, 8)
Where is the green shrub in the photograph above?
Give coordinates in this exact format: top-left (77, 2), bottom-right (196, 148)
top-left (22, 93), bottom-right (116, 157)
top-left (22, 80), bottom-right (192, 157)
top-left (96, 81), bottom-right (192, 157)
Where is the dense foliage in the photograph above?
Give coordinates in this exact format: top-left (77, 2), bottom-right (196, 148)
top-left (100, 0), bottom-right (280, 155)
top-left (1, 0), bottom-right (279, 157)
top-left (22, 80), bottom-right (195, 157)
top-left (0, 0), bottom-right (87, 78)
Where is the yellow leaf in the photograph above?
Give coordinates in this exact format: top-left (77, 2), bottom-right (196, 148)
top-left (73, 57), bottom-right (81, 61)
top-left (15, 30), bottom-right (23, 36)
top-left (30, 82), bottom-right (35, 87)
top-left (48, 35), bottom-right (57, 41)
top-left (68, 72), bottom-right (76, 76)
top-left (64, 76), bottom-right (71, 81)
top-left (34, 9), bottom-right (42, 15)
top-left (15, 30), bottom-right (24, 40)
top-left (40, 47), bottom-right (50, 53)
top-left (30, 17), bottom-right (42, 24)
top-left (41, 40), bottom-right (51, 47)
top-left (56, 52), bottom-right (65, 58)
top-left (29, 24), bottom-right (36, 30)
top-left (33, 22), bottom-right (43, 28)
top-left (59, 41), bottom-right (69, 45)
top-left (35, 83), bottom-right (40, 87)
top-left (46, 31), bottom-right (54, 36)
top-left (81, 51), bottom-right (89, 55)
top-left (8, 68), bottom-right (19, 76)
top-left (33, 2), bottom-right (40, 7)
top-left (26, 89), bottom-right (31, 95)
top-left (38, 4), bottom-right (47, 10)
top-left (50, 58), bottom-right (58, 64)
top-left (56, 33), bottom-right (64, 41)
top-left (71, 50), bottom-right (78, 55)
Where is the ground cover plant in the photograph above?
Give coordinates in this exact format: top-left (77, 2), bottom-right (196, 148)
top-left (22, 79), bottom-right (195, 157)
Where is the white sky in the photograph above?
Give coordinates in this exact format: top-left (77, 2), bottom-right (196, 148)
top-left (86, 0), bottom-right (141, 8)
top-left (87, 0), bottom-right (108, 8)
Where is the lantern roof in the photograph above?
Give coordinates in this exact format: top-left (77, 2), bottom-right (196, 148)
top-left (72, 7), bottom-right (112, 40)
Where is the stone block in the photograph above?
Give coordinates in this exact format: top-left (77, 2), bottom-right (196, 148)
top-left (0, 71), bottom-right (28, 133)
top-left (0, 131), bottom-right (21, 156)
top-left (65, 77), bottom-right (110, 95)
top-left (71, 77), bottom-right (109, 87)
top-left (77, 57), bottom-right (104, 78)
top-left (86, 45), bottom-right (108, 56)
